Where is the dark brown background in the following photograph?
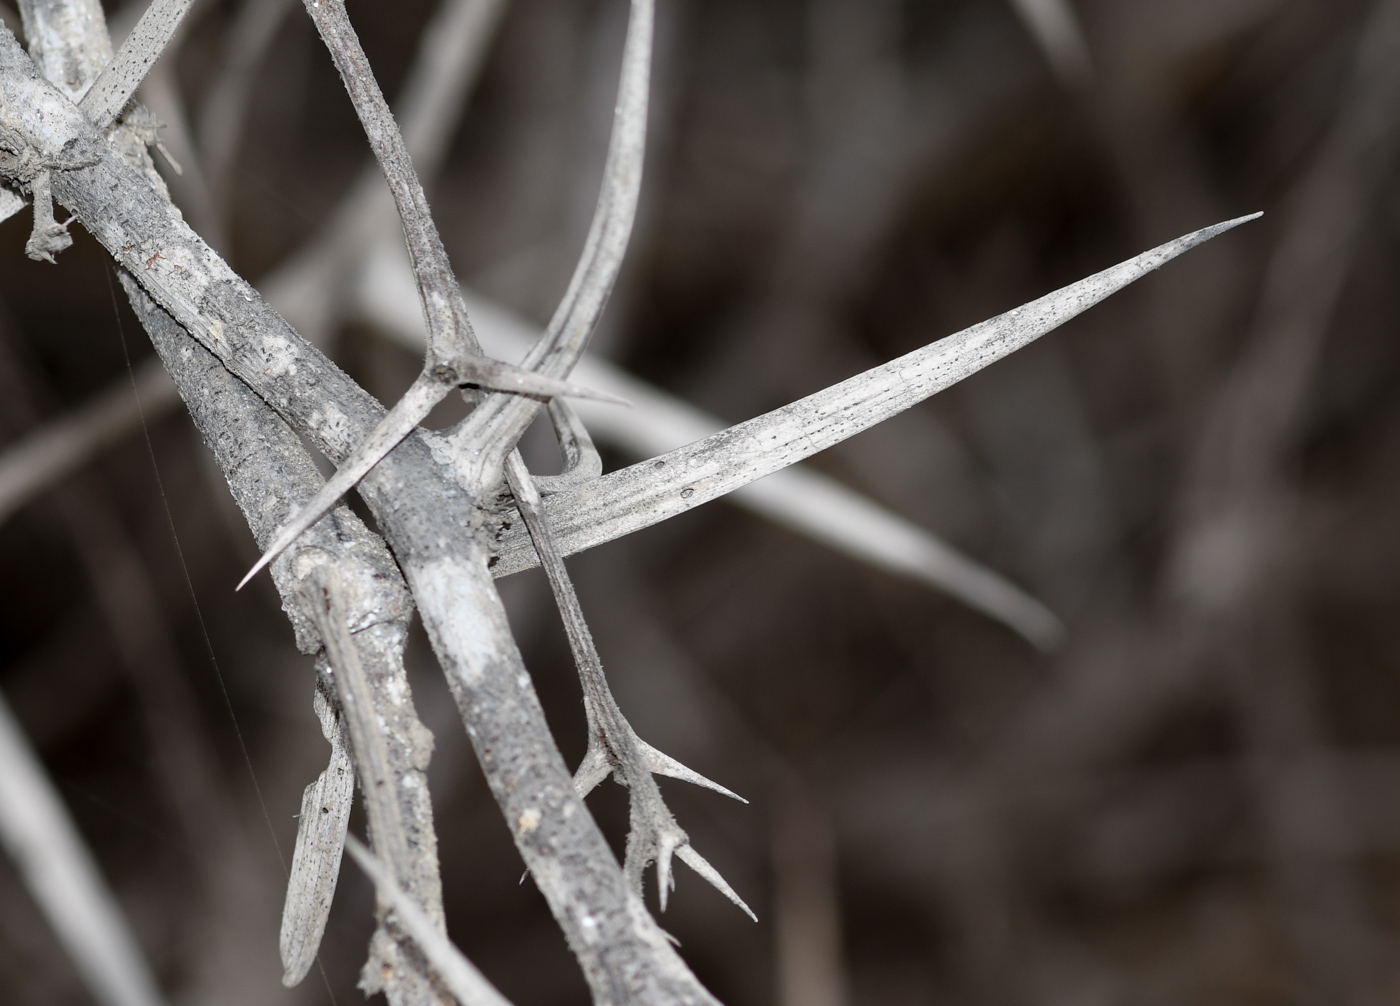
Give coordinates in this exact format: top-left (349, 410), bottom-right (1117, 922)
top-left (3, 0), bottom-right (1400, 1003)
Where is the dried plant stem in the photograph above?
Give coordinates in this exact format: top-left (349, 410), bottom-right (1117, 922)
top-left (506, 450), bottom-right (754, 917)
top-left (446, 0), bottom-right (654, 490)
top-left (122, 280), bottom-right (446, 1006)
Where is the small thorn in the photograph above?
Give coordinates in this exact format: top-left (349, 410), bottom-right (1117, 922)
top-left (640, 741), bottom-right (747, 803)
top-left (676, 844), bottom-right (756, 922)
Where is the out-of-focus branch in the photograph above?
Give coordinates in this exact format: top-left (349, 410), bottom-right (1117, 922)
top-left (197, 0), bottom-right (297, 206)
top-left (1006, 0), bottom-right (1093, 89)
top-left (770, 769), bottom-right (846, 1006)
top-left (16, 0), bottom-right (111, 101)
top-left (0, 357), bottom-right (178, 527)
top-left (0, 691), bottom-right (166, 1006)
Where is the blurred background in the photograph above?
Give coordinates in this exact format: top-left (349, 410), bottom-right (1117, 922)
top-left (3, 0), bottom-right (1400, 1003)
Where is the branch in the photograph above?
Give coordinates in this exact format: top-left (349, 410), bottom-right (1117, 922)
top-left (61, 91), bottom-right (715, 1000)
top-left (122, 280), bottom-right (447, 1005)
top-left (78, 0), bottom-right (194, 129)
top-left (12, 9), bottom-right (719, 1002)
top-left (487, 216), bottom-right (1260, 587)
top-left (0, 356), bottom-right (178, 527)
top-left (0, 691), bottom-right (166, 1006)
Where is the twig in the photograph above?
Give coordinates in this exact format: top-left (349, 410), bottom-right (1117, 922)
top-left (197, 0), bottom-right (298, 204)
top-left (0, 690), bottom-right (167, 1006)
top-left (345, 835), bottom-right (515, 1006)
top-left (78, 0), bottom-right (195, 129)
top-left (506, 450), bottom-right (754, 918)
top-left (0, 356), bottom-right (179, 527)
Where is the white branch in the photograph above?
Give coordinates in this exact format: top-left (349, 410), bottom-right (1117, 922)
top-left (0, 690), bottom-right (166, 1006)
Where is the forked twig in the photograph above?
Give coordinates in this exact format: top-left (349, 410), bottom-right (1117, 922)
top-left (237, 0), bottom-right (621, 589)
top-left (506, 450), bottom-right (755, 919)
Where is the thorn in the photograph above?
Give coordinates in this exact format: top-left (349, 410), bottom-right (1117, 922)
top-left (461, 357), bottom-right (629, 405)
top-left (676, 844), bottom-right (756, 922)
top-left (640, 740), bottom-right (747, 803)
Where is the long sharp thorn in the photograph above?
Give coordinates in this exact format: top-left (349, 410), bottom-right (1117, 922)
top-left (238, 373), bottom-right (447, 589)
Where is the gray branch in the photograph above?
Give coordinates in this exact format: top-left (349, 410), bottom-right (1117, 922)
top-left (121, 279), bottom-right (448, 1006)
